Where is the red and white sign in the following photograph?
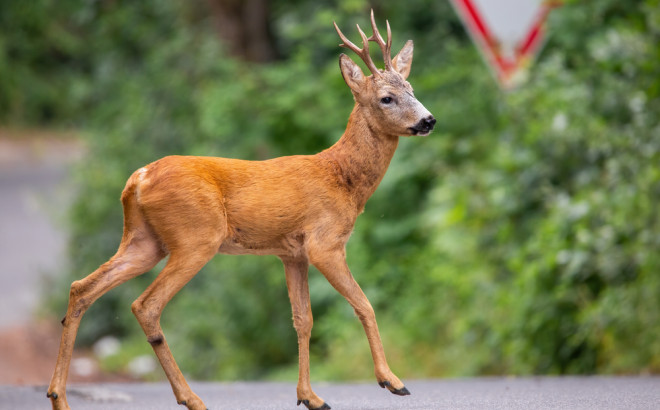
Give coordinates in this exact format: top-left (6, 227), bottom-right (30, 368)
top-left (449, 0), bottom-right (560, 89)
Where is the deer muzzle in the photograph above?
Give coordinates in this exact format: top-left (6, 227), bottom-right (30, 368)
top-left (409, 115), bottom-right (436, 136)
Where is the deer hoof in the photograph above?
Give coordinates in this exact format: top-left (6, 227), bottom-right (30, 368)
top-left (392, 386), bottom-right (411, 396)
top-left (297, 399), bottom-right (331, 410)
top-left (378, 380), bottom-right (411, 396)
top-left (176, 398), bottom-right (207, 409)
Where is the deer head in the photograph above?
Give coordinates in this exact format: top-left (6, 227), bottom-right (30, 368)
top-left (334, 10), bottom-right (436, 137)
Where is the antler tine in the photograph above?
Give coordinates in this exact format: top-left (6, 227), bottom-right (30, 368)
top-left (334, 21), bottom-right (381, 76)
top-left (368, 9), bottom-right (393, 71)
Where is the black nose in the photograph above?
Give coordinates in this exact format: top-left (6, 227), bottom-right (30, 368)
top-left (413, 115), bottom-right (436, 133)
top-left (423, 115), bottom-right (436, 130)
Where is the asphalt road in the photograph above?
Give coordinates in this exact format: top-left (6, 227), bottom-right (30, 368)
top-left (4, 377), bottom-right (659, 409)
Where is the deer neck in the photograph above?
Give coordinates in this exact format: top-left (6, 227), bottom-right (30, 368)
top-left (319, 103), bottom-right (399, 212)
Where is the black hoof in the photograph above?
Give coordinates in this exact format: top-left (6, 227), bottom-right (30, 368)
top-left (378, 381), bottom-right (411, 396)
top-left (46, 392), bottom-right (58, 400)
top-left (297, 399), bottom-right (331, 410)
top-left (392, 386), bottom-right (411, 396)
top-left (176, 400), bottom-right (208, 410)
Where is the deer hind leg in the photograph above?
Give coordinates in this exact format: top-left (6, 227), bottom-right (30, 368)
top-left (281, 257), bottom-right (330, 410)
top-left (47, 233), bottom-right (165, 410)
top-left (309, 246), bottom-right (410, 398)
top-left (131, 243), bottom-right (219, 410)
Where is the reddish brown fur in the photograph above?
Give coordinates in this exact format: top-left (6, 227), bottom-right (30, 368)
top-left (48, 11), bottom-right (434, 410)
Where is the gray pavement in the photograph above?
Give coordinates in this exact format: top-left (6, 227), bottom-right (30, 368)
top-left (3, 377), bottom-right (659, 409)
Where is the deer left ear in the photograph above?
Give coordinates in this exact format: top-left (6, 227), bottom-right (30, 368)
top-left (392, 40), bottom-right (414, 80)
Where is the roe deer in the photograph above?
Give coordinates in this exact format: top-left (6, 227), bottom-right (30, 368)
top-left (47, 10), bottom-right (435, 410)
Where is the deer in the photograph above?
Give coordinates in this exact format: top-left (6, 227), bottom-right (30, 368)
top-left (47, 10), bottom-right (435, 410)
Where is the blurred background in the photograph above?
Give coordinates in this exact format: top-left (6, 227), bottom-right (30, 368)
top-left (0, 0), bottom-right (658, 385)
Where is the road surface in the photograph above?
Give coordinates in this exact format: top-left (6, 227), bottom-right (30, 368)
top-left (4, 377), bottom-right (659, 409)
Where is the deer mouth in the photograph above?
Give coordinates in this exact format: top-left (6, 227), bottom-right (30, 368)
top-left (408, 128), bottom-right (431, 136)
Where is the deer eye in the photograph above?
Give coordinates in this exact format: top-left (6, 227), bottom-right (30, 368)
top-left (380, 96), bottom-right (393, 104)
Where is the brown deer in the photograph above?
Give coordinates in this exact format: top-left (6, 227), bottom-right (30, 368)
top-left (47, 10), bottom-right (435, 410)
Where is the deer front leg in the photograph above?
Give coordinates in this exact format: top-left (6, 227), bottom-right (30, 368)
top-left (281, 257), bottom-right (330, 410)
top-left (309, 246), bottom-right (410, 397)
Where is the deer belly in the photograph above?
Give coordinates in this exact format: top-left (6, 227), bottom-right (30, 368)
top-left (218, 229), bottom-right (306, 258)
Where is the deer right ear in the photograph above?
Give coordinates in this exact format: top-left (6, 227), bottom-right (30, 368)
top-left (339, 53), bottom-right (365, 93)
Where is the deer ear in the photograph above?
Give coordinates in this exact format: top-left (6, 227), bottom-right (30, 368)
top-left (339, 53), bottom-right (365, 92)
top-left (392, 40), bottom-right (414, 80)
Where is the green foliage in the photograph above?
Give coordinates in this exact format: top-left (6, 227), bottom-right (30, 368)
top-left (5, 0), bottom-right (658, 380)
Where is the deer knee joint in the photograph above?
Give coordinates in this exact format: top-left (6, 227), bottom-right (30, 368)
top-left (130, 299), bottom-right (142, 317)
top-left (131, 299), bottom-right (152, 319)
top-left (355, 303), bottom-right (376, 323)
top-left (293, 312), bottom-right (313, 337)
top-left (69, 280), bottom-right (84, 295)
top-left (132, 299), bottom-right (161, 329)
top-left (68, 280), bottom-right (90, 317)
top-left (131, 300), bottom-right (149, 324)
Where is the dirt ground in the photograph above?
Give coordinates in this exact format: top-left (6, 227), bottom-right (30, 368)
top-left (0, 321), bottom-right (133, 385)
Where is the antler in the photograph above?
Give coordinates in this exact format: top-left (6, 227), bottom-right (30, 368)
top-left (368, 9), bottom-right (393, 71)
top-left (334, 9), bottom-right (395, 76)
top-left (334, 20), bottom-right (380, 76)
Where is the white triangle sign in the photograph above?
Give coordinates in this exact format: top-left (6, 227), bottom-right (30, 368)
top-left (449, 0), bottom-right (560, 89)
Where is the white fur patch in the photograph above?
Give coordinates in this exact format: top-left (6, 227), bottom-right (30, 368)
top-left (136, 167), bottom-right (149, 202)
